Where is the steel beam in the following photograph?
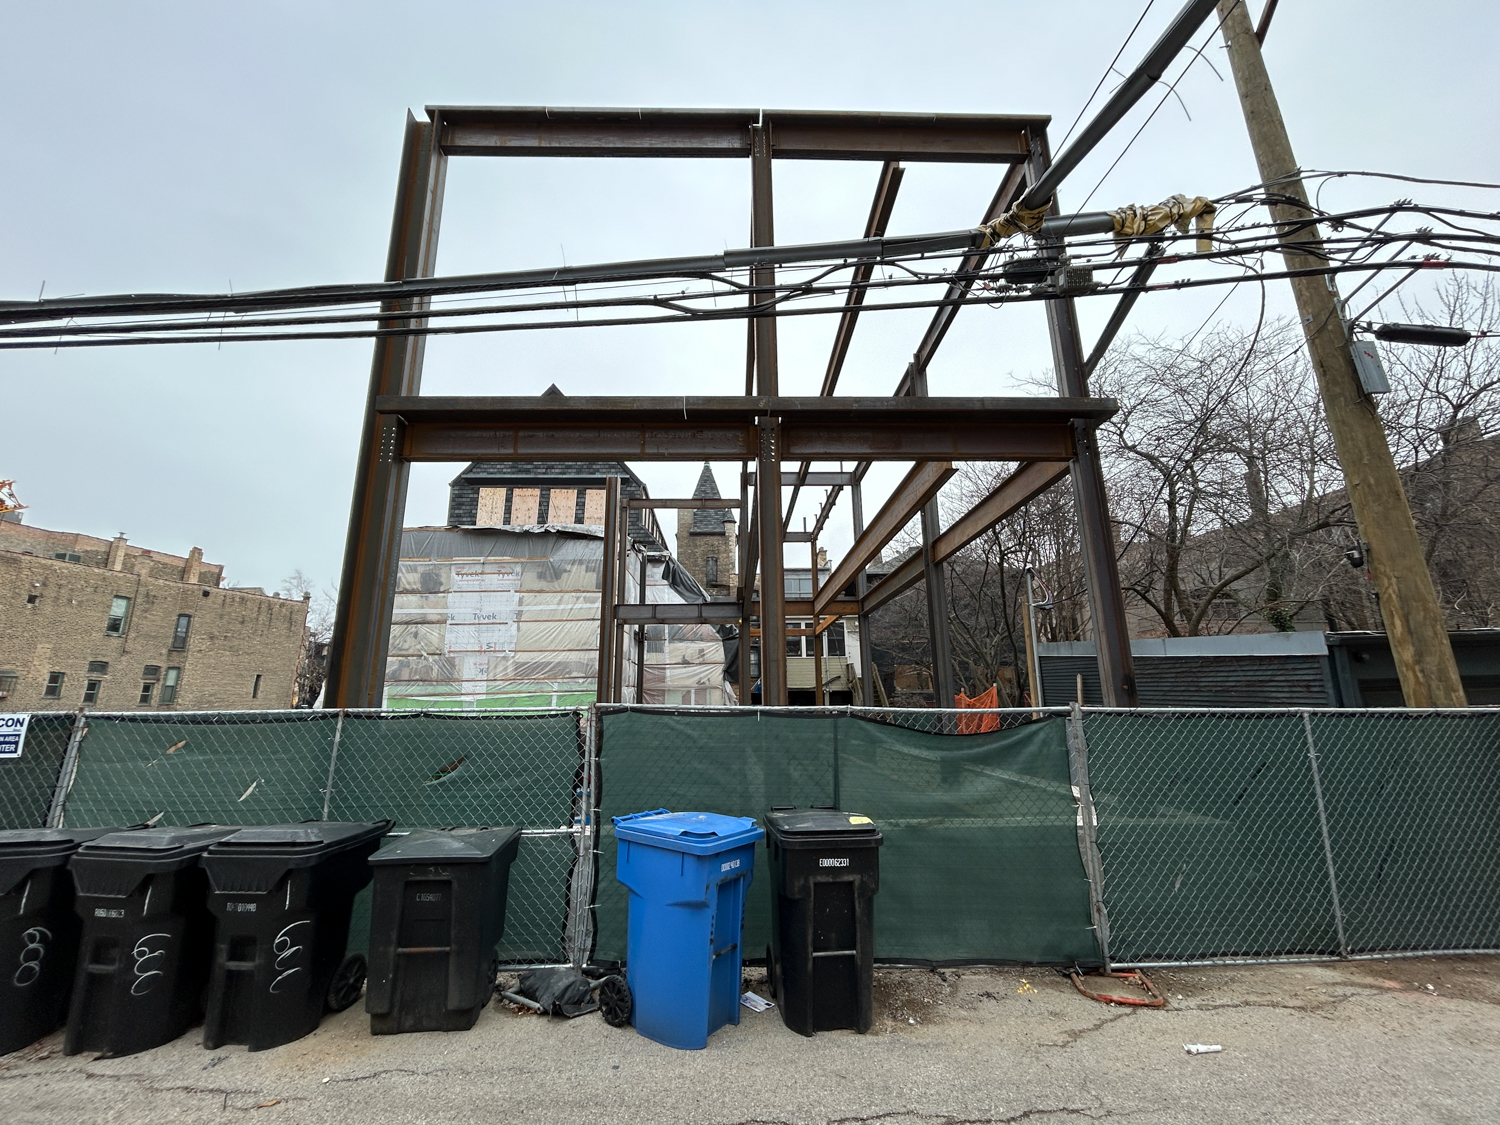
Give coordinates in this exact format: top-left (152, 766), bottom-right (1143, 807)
top-left (852, 477), bottom-right (875, 706)
top-left (388, 396), bottom-right (1102, 463)
top-left (814, 460), bottom-right (955, 616)
top-left (1084, 242), bottom-right (1165, 377)
top-left (626, 497), bottom-right (743, 509)
top-left (746, 471), bottom-right (855, 487)
top-left (431, 106), bottom-right (1041, 162)
top-left (615, 602), bottom-right (744, 625)
top-left (894, 163), bottom-right (1028, 397)
top-left (1018, 0), bottom-right (1221, 211)
top-left (862, 461), bottom-right (1072, 613)
top-left (326, 112), bottom-right (447, 708)
top-left (785, 161), bottom-right (903, 534)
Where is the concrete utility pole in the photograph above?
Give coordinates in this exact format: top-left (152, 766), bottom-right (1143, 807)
top-left (1217, 0), bottom-right (1466, 706)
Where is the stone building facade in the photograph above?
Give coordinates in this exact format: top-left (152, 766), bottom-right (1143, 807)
top-left (674, 463), bottom-right (737, 598)
top-left (0, 518), bottom-right (308, 712)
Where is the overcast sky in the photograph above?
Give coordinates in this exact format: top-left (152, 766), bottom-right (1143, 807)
top-left (3, 1), bottom-right (1497, 594)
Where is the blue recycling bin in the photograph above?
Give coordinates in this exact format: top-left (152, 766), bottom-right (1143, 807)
top-left (613, 809), bottom-right (763, 1050)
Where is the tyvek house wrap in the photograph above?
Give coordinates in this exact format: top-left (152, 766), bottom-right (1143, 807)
top-left (385, 527), bottom-right (731, 708)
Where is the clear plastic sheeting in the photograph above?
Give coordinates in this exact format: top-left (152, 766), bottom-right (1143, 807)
top-left (386, 527), bottom-right (731, 709)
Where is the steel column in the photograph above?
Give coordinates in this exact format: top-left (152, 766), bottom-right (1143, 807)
top-left (1030, 140), bottom-right (1137, 708)
top-left (327, 112), bottom-right (447, 707)
top-left (756, 417), bottom-right (787, 705)
top-left (595, 476), bottom-right (622, 703)
top-left (851, 473), bottom-right (875, 707)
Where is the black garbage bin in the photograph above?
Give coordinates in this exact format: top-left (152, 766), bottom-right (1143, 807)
top-left (65, 825), bottom-right (240, 1058)
top-left (199, 820), bottom-right (391, 1051)
top-left (0, 827), bottom-right (129, 1056)
top-left (764, 808), bottom-right (883, 1036)
top-left (365, 827), bottom-right (521, 1034)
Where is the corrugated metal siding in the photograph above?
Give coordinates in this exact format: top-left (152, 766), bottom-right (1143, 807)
top-left (1040, 655), bottom-right (1333, 707)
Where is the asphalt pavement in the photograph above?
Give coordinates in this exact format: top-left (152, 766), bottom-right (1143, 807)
top-left (3, 956), bottom-right (1497, 1124)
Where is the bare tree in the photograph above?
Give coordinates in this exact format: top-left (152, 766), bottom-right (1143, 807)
top-left (280, 570), bottom-right (336, 707)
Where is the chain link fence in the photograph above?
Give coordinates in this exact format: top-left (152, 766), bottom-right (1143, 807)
top-left (22, 708), bottom-right (589, 966)
top-left (2, 703), bottom-right (1495, 971)
top-left (1080, 707), bottom-right (1500, 967)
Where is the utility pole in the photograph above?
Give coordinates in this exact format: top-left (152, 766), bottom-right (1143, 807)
top-left (1217, 0), bottom-right (1466, 707)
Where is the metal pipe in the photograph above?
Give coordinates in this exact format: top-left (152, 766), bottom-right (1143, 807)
top-left (1020, 0), bottom-right (1222, 211)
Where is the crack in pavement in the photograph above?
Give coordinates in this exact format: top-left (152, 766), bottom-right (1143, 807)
top-left (1039, 1008), bottom-right (1136, 1048)
top-left (717, 1106), bottom-right (1120, 1125)
top-left (322, 1067), bottom-right (447, 1084)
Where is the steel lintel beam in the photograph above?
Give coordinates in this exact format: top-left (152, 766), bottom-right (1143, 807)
top-left (615, 602), bottom-right (744, 625)
top-left (745, 471), bottom-right (855, 487)
top-left (626, 497), bottom-right (743, 510)
top-left (815, 460), bottom-right (955, 616)
top-left (386, 395), bottom-right (1105, 463)
top-left (431, 106), bottom-right (1043, 162)
top-left (862, 460), bottom-right (1072, 613)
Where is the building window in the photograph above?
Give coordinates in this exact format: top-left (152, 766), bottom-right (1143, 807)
top-left (52, 551), bottom-right (81, 564)
top-left (170, 614), bottom-right (192, 650)
top-left (44, 672), bottom-right (65, 699)
top-left (25, 593), bottom-right (40, 605)
top-left (252, 674), bottom-right (262, 699)
top-left (645, 625), bottom-right (665, 655)
top-left (87, 660), bottom-right (109, 675)
top-left (160, 667), bottom-right (181, 704)
top-left (83, 680), bottom-right (101, 705)
top-left (749, 641), bottom-right (761, 681)
top-left (705, 556), bottom-right (719, 585)
top-left (138, 682), bottom-right (155, 705)
top-left (105, 595), bottom-right (131, 636)
top-left (825, 621), bottom-right (847, 658)
top-left (142, 665), bottom-right (161, 681)
top-left (0, 670), bottom-right (18, 698)
top-left (785, 620), bottom-right (811, 659)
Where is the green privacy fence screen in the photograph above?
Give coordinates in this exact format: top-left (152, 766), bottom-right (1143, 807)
top-left (2, 704), bottom-right (1496, 968)
top-left (1082, 708), bottom-right (1500, 965)
top-left (591, 708), bottom-right (1098, 965)
top-left (39, 709), bottom-right (586, 965)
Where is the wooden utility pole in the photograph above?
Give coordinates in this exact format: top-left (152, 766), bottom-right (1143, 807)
top-left (1217, 0), bottom-right (1466, 706)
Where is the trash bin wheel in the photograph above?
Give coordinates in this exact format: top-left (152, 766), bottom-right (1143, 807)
top-left (598, 975), bottom-right (632, 1028)
top-left (326, 954), bottom-right (367, 1013)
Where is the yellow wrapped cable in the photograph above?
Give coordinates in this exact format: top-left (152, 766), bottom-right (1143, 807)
top-left (977, 202), bottom-right (1053, 248)
top-left (1109, 193), bottom-right (1216, 252)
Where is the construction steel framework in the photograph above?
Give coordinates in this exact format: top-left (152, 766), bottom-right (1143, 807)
top-left (324, 106), bottom-right (1140, 709)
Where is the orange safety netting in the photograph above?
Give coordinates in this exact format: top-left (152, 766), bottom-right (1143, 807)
top-left (954, 686), bottom-right (1002, 733)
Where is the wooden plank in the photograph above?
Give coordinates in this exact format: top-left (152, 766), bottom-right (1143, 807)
top-left (476, 487), bottom-right (506, 526)
top-left (545, 487), bottom-right (577, 523)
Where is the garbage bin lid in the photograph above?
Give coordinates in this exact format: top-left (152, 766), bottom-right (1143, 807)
top-left (0, 827), bottom-right (126, 895)
top-left (612, 809), bottom-right (764, 855)
top-left (78, 825), bottom-right (240, 857)
top-left (369, 826), bottom-right (521, 865)
top-left (765, 808), bottom-right (882, 843)
top-left (212, 821), bottom-right (392, 854)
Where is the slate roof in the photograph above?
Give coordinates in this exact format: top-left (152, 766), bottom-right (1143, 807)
top-left (689, 462), bottom-right (735, 536)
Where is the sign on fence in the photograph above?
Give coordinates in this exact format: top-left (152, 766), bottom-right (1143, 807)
top-left (0, 713), bottom-right (29, 758)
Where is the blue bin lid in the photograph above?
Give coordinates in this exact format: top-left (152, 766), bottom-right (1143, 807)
top-left (612, 809), bottom-right (763, 855)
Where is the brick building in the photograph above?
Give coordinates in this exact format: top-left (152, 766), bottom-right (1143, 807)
top-left (673, 463), bottom-right (737, 597)
top-left (0, 517), bottom-right (308, 712)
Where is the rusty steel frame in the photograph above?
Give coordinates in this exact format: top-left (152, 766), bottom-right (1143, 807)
top-left (325, 104), bottom-right (1135, 709)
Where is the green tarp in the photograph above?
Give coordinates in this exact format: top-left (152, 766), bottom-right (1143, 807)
top-left (594, 711), bottom-right (1098, 965)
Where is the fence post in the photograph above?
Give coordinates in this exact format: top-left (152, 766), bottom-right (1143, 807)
top-left (320, 709), bottom-right (346, 821)
top-left (45, 710), bottom-right (90, 828)
top-left (565, 707), bottom-right (600, 967)
top-left (1066, 704), bottom-right (1112, 968)
top-left (1300, 711), bottom-right (1350, 959)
